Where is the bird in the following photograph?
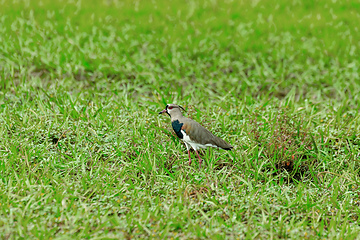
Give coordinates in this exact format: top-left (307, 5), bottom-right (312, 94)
top-left (159, 104), bottom-right (233, 167)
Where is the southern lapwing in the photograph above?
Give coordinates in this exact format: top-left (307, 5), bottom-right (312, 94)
top-left (159, 104), bottom-right (233, 167)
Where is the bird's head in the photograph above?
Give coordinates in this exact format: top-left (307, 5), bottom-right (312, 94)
top-left (159, 104), bottom-right (186, 117)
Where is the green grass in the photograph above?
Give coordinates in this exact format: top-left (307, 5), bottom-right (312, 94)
top-left (1, 0), bottom-right (360, 239)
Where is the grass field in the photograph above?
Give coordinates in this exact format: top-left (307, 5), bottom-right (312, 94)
top-left (1, 0), bottom-right (360, 239)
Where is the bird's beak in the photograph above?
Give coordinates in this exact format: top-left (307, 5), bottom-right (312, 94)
top-left (159, 109), bottom-right (167, 114)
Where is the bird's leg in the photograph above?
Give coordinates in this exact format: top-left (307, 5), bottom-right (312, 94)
top-left (184, 143), bottom-right (192, 166)
top-left (195, 150), bottom-right (202, 167)
top-left (188, 150), bottom-right (192, 166)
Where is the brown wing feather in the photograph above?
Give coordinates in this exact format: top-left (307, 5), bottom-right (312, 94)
top-left (181, 118), bottom-right (233, 150)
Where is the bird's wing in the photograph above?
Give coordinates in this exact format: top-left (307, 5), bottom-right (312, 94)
top-left (180, 118), bottom-right (233, 150)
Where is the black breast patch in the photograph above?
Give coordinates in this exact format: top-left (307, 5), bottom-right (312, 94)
top-left (172, 120), bottom-right (184, 139)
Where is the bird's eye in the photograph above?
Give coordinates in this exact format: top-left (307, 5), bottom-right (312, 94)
top-left (168, 106), bottom-right (173, 110)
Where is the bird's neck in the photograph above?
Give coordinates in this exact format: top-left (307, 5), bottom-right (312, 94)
top-left (170, 112), bottom-right (184, 122)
